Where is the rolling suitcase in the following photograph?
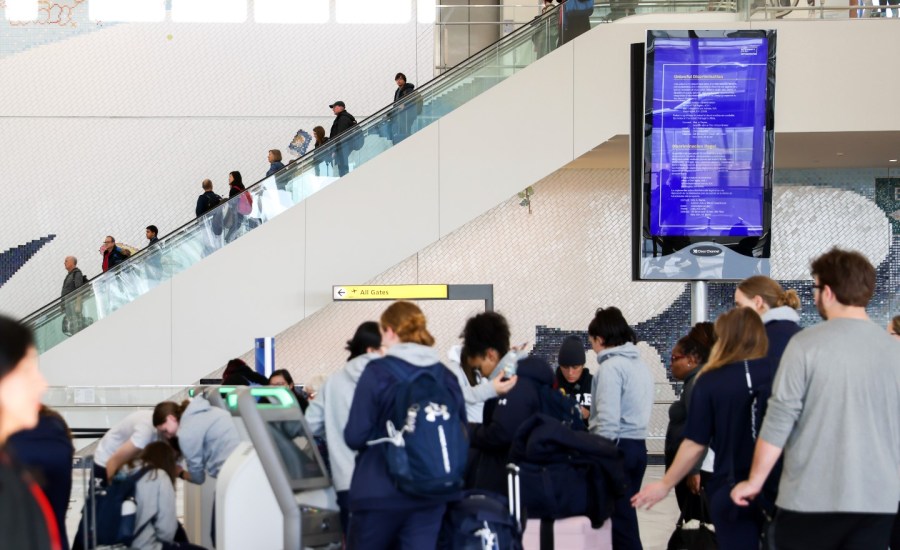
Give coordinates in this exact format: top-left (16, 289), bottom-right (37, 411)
top-left (522, 516), bottom-right (613, 550)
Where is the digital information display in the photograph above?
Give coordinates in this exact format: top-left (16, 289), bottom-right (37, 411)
top-left (633, 30), bottom-right (776, 281)
top-left (648, 35), bottom-right (769, 238)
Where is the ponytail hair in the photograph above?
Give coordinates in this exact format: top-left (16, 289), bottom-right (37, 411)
top-left (701, 308), bottom-right (768, 375)
top-left (152, 400), bottom-right (189, 427)
top-left (677, 322), bottom-right (716, 365)
top-left (346, 321), bottom-right (382, 360)
top-left (380, 301), bottom-right (435, 347)
top-left (738, 275), bottom-right (801, 311)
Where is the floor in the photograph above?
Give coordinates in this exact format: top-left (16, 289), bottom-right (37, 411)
top-left (66, 464), bottom-right (680, 549)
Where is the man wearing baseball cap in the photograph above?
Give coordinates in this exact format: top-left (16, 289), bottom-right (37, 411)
top-left (329, 101), bottom-right (357, 176)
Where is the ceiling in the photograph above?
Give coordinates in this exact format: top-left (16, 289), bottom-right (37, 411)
top-left (565, 132), bottom-right (900, 170)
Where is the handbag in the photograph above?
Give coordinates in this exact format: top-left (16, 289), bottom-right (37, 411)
top-left (666, 492), bottom-right (717, 550)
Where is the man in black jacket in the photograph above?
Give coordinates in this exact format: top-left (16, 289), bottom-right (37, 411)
top-left (195, 179), bottom-right (222, 217)
top-left (329, 101), bottom-right (356, 176)
top-left (391, 73), bottom-right (416, 144)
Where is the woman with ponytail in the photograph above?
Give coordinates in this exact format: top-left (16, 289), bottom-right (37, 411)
top-left (305, 321), bottom-right (383, 537)
top-left (344, 302), bottom-right (466, 550)
top-left (0, 315), bottom-right (58, 550)
top-left (633, 308), bottom-right (774, 550)
top-left (735, 275), bottom-right (803, 369)
top-left (152, 395), bottom-right (239, 485)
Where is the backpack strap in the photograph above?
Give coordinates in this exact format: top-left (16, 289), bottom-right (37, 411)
top-left (365, 357), bottom-right (418, 448)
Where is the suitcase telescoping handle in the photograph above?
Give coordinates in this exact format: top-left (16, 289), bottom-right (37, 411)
top-left (506, 463), bottom-right (521, 528)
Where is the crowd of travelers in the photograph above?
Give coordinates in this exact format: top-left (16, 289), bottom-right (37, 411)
top-left (55, 73), bottom-right (421, 334)
top-left (6, 246), bottom-right (900, 550)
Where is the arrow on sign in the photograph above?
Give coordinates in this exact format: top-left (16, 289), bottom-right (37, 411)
top-left (337, 288), bottom-right (346, 297)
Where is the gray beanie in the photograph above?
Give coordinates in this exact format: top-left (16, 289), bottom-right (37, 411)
top-left (557, 335), bottom-right (586, 367)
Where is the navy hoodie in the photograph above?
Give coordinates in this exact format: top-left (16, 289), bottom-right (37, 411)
top-left (344, 343), bottom-right (466, 511)
top-left (468, 355), bottom-right (555, 494)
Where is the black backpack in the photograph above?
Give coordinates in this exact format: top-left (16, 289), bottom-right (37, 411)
top-left (206, 192), bottom-right (224, 214)
top-left (347, 117), bottom-right (365, 152)
top-left (437, 491), bottom-right (523, 550)
top-left (78, 468), bottom-right (151, 547)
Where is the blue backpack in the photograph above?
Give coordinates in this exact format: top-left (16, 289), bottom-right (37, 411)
top-left (367, 357), bottom-right (468, 497)
top-left (79, 467), bottom-right (151, 547)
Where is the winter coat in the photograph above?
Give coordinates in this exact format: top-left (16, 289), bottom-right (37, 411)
top-left (761, 306), bottom-right (802, 370)
top-left (329, 110), bottom-right (357, 139)
top-left (509, 413), bottom-right (627, 527)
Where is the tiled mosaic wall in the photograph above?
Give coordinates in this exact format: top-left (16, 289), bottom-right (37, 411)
top-left (234, 167), bottom-right (900, 452)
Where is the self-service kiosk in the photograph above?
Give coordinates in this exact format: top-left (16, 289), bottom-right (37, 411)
top-left (216, 387), bottom-right (341, 549)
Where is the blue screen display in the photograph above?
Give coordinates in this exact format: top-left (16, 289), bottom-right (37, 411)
top-left (648, 36), bottom-right (769, 237)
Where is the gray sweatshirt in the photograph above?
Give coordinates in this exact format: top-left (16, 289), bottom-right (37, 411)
top-left (760, 318), bottom-right (900, 513)
top-left (589, 342), bottom-right (654, 441)
top-left (131, 469), bottom-right (177, 550)
top-left (305, 352), bottom-right (380, 492)
top-left (177, 396), bottom-right (240, 484)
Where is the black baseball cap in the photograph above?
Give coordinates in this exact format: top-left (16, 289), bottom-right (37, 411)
top-left (329, 101), bottom-right (346, 108)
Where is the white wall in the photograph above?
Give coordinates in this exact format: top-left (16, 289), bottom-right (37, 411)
top-left (35, 14), bottom-right (900, 386)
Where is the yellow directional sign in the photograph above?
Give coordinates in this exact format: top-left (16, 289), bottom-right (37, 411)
top-left (332, 284), bottom-right (449, 301)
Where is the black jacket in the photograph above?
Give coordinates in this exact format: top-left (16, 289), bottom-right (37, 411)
top-left (765, 319), bottom-right (802, 369)
top-left (468, 356), bottom-right (554, 494)
top-left (8, 413), bottom-right (74, 550)
top-left (102, 246), bottom-right (128, 272)
top-left (0, 452), bottom-right (55, 550)
top-left (394, 82), bottom-right (415, 103)
top-left (196, 191), bottom-right (222, 217)
top-left (553, 367), bottom-right (592, 428)
top-left (509, 414), bottom-right (627, 528)
top-left (330, 110), bottom-right (357, 139)
top-left (664, 368), bottom-right (700, 466)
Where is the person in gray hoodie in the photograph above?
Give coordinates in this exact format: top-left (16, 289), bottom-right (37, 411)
top-left (588, 306), bottom-right (654, 550)
top-left (152, 396), bottom-right (240, 484)
top-left (130, 442), bottom-right (205, 550)
top-left (305, 320), bottom-right (383, 536)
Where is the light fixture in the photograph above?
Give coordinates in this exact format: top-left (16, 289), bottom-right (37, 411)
top-left (256, 0), bottom-right (328, 23)
top-left (90, 0), bottom-right (165, 22)
top-left (5, 0), bottom-right (38, 21)
top-left (417, 0), bottom-right (436, 24)
top-left (889, 159), bottom-right (898, 163)
top-left (337, 0), bottom-right (410, 24)
top-left (172, 0), bottom-right (247, 23)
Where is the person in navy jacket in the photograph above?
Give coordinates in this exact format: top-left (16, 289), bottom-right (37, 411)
top-left (734, 275), bottom-right (803, 368)
top-left (344, 301), bottom-right (466, 550)
top-left (633, 308), bottom-right (776, 550)
top-left (463, 311), bottom-right (557, 496)
top-left (7, 406), bottom-right (73, 550)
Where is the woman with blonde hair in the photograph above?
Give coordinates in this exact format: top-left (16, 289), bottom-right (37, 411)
top-left (633, 308), bottom-right (774, 550)
top-left (344, 301), bottom-right (466, 550)
top-left (735, 275), bottom-right (802, 368)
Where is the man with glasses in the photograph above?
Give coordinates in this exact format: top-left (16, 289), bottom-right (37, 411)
top-left (100, 236), bottom-right (128, 273)
top-left (731, 248), bottom-right (900, 550)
